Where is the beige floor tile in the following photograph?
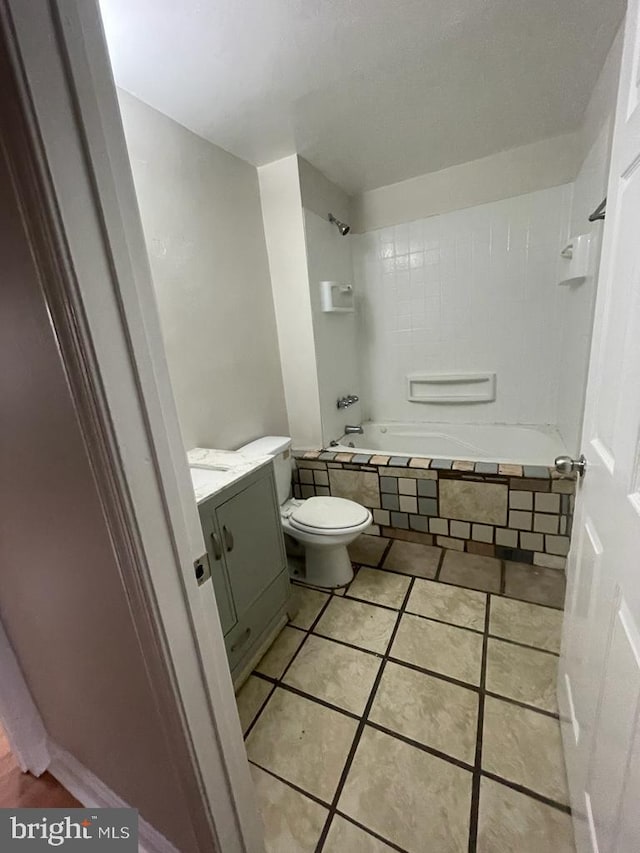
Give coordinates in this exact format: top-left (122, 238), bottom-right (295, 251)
top-left (288, 586), bottom-right (330, 630)
top-left (370, 661), bottom-right (478, 764)
top-left (382, 540), bottom-right (441, 578)
top-left (504, 561), bottom-right (566, 608)
top-left (283, 635), bottom-right (381, 715)
top-left (391, 613), bottom-right (483, 685)
top-left (490, 596), bottom-right (563, 652)
top-left (477, 777), bottom-right (575, 853)
top-left (246, 688), bottom-right (358, 802)
top-left (255, 626), bottom-right (305, 679)
top-left (250, 764), bottom-right (328, 853)
top-left (439, 550), bottom-right (502, 593)
top-left (338, 726), bottom-right (472, 853)
top-left (486, 638), bottom-right (558, 713)
top-left (314, 597), bottom-right (397, 654)
top-left (324, 815), bottom-right (396, 852)
top-left (482, 696), bottom-right (569, 804)
top-left (406, 578), bottom-right (486, 630)
top-left (348, 534), bottom-right (390, 567)
top-left (348, 567), bottom-right (411, 609)
top-left (236, 675), bottom-right (272, 734)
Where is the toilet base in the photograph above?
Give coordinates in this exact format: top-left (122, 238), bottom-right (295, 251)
top-left (304, 543), bottom-right (354, 588)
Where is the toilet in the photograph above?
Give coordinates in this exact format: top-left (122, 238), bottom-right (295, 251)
top-left (238, 436), bottom-right (372, 588)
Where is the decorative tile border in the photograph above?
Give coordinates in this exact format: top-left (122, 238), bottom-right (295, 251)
top-left (292, 451), bottom-right (576, 570)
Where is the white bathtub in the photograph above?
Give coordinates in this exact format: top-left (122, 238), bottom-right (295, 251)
top-left (334, 421), bottom-right (566, 467)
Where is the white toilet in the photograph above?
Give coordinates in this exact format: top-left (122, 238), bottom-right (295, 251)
top-left (238, 436), bottom-right (372, 588)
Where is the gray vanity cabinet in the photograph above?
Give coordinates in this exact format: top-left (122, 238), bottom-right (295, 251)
top-left (197, 461), bottom-right (290, 680)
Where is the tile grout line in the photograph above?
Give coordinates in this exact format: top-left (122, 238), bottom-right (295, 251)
top-left (302, 610), bottom-right (561, 658)
top-left (257, 582), bottom-right (562, 724)
top-left (247, 760), bottom-right (331, 810)
top-left (248, 580), bottom-right (562, 741)
top-left (245, 597), bottom-right (569, 852)
top-left (354, 549), bottom-right (565, 611)
top-left (253, 650), bottom-right (562, 728)
top-left (313, 576), bottom-right (417, 853)
top-left (468, 594), bottom-right (491, 853)
top-left (241, 681), bottom-right (278, 742)
top-left (245, 555), bottom-right (568, 848)
top-left (250, 714), bottom-right (571, 826)
top-left (480, 770), bottom-right (571, 815)
top-left (332, 811), bottom-right (410, 853)
top-left (243, 582), bottom-right (340, 740)
top-left (251, 675), bottom-right (361, 721)
top-left (434, 546), bottom-right (447, 580)
top-left (377, 537), bottom-right (395, 569)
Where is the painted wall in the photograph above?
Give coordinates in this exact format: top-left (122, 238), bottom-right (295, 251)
top-left (299, 156), bottom-right (352, 226)
top-left (305, 209), bottom-right (362, 444)
top-left (258, 155), bottom-right (323, 448)
top-left (352, 133), bottom-right (581, 234)
top-left (353, 184), bottom-right (573, 427)
top-left (0, 141), bottom-right (199, 852)
top-left (295, 158), bottom-right (361, 445)
top-left (118, 90), bottom-right (288, 452)
top-left (556, 28), bottom-right (623, 454)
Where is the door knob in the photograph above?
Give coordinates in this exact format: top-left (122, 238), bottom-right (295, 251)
top-left (554, 454), bottom-right (587, 477)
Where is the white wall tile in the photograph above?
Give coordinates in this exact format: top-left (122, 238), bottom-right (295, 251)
top-left (352, 184), bottom-right (572, 427)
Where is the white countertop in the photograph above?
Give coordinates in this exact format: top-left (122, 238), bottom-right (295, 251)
top-left (188, 447), bottom-right (272, 504)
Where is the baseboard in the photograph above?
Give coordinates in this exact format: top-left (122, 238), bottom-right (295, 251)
top-left (47, 741), bottom-right (179, 853)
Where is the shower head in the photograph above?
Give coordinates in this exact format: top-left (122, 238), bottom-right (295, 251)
top-left (328, 212), bottom-right (350, 236)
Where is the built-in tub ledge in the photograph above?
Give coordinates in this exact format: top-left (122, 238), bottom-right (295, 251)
top-left (291, 449), bottom-right (577, 572)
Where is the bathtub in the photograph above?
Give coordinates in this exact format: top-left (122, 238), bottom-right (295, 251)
top-left (333, 421), bottom-right (566, 467)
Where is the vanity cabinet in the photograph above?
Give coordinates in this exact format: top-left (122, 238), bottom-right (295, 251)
top-left (197, 460), bottom-right (291, 681)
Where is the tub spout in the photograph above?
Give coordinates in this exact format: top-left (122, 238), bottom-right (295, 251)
top-left (345, 424), bottom-right (363, 435)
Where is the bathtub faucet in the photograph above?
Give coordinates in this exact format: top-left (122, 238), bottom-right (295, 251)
top-left (344, 424), bottom-right (364, 435)
top-left (337, 394), bottom-right (359, 410)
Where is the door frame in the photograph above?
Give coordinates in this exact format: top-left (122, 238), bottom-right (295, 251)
top-left (0, 1), bottom-right (264, 851)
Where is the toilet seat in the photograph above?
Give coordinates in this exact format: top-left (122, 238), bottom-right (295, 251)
top-left (289, 496), bottom-right (370, 536)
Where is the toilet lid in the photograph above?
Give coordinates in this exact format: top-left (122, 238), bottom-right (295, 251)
top-left (290, 496), bottom-right (370, 532)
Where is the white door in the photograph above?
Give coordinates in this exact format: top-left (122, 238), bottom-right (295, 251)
top-left (558, 2), bottom-right (640, 851)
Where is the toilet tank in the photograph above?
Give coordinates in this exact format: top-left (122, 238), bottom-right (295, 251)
top-left (238, 436), bottom-right (292, 505)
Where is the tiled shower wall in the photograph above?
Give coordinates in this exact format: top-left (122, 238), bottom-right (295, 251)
top-left (352, 184), bottom-right (574, 429)
top-left (292, 451), bottom-right (576, 570)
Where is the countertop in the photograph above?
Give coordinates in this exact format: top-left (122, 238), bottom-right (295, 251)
top-left (188, 447), bottom-right (272, 504)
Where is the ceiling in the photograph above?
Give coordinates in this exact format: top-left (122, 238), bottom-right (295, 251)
top-left (100, 0), bottom-right (624, 195)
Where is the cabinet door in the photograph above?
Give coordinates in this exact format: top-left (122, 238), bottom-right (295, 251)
top-left (215, 471), bottom-right (286, 619)
top-left (198, 501), bottom-right (236, 635)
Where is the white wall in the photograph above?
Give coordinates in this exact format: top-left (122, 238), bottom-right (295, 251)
top-left (299, 156), bottom-right (352, 225)
top-left (556, 28), bottom-right (623, 454)
top-left (118, 90), bottom-right (288, 452)
top-left (353, 184), bottom-right (573, 427)
top-left (352, 133), bottom-right (581, 234)
top-left (258, 155), bottom-right (324, 448)
top-left (305, 209), bottom-right (362, 443)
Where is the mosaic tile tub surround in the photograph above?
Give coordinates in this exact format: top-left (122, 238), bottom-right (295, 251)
top-left (292, 451), bottom-right (576, 570)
